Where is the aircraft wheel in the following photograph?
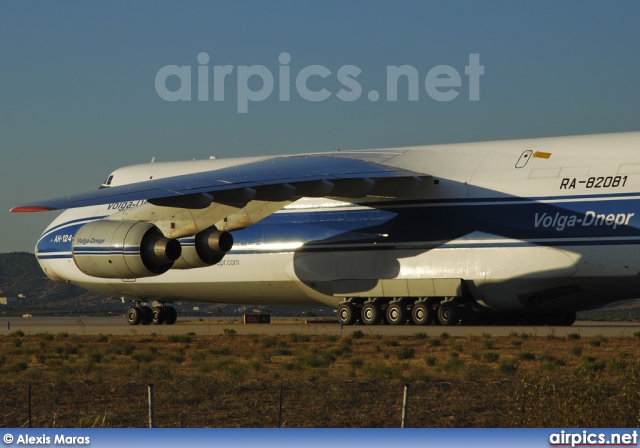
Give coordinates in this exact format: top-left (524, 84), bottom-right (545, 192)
top-left (164, 306), bottom-right (177, 325)
top-left (127, 307), bottom-right (141, 326)
top-left (437, 301), bottom-right (460, 326)
top-left (459, 307), bottom-right (480, 326)
top-left (386, 302), bottom-right (407, 325)
top-left (531, 315), bottom-right (547, 326)
top-left (361, 302), bottom-right (382, 325)
top-left (476, 313), bottom-right (492, 326)
top-left (517, 315), bottom-right (534, 326)
top-left (337, 302), bottom-right (358, 325)
top-left (562, 311), bottom-right (577, 326)
top-left (140, 306), bottom-right (153, 325)
top-left (544, 313), bottom-right (565, 326)
top-left (152, 306), bottom-right (166, 325)
top-left (411, 301), bottom-right (434, 325)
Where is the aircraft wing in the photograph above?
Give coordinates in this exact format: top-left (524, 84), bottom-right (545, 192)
top-left (12, 154), bottom-right (423, 213)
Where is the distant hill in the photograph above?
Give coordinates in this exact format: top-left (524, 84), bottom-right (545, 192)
top-left (0, 252), bottom-right (333, 318)
top-left (578, 298), bottom-right (640, 321)
top-left (0, 252), bottom-right (119, 315)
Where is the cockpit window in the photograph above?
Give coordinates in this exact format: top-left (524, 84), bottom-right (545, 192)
top-left (100, 174), bottom-right (114, 189)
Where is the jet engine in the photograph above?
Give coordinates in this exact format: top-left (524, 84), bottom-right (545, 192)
top-left (72, 220), bottom-right (181, 278)
top-left (172, 227), bottom-right (234, 269)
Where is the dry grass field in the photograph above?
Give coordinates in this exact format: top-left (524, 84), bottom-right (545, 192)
top-left (1, 329), bottom-right (640, 427)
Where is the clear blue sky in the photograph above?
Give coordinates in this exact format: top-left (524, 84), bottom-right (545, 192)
top-left (2, 1), bottom-right (639, 252)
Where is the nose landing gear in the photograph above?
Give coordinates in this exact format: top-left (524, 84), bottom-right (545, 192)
top-left (127, 301), bottom-right (177, 326)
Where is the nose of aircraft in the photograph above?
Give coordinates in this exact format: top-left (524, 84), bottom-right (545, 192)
top-left (38, 260), bottom-right (65, 283)
top-left (35, 225), bottom-right (77, 283)
top-left (35, 237), bottom-right (63, 283)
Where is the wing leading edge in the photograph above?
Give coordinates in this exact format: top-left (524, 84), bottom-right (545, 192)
top-left (11, 154), bottom-right (423, 212)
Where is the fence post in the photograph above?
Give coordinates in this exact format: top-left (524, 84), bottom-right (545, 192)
top-left (401, 384), bottom-right (409, 428)
top-left (148, 384), bottom-right (155, 428)
top-left (278, 384), bottom-right (283, 428)
top-left (28, 385), bottom-right (32, 428)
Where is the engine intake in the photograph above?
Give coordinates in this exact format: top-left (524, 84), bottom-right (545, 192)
top-left (173, 228), bottom-right (234, 269)
top-left (72, 220), bottom-right (181, 278)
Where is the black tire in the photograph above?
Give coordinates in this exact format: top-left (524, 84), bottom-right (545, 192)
top-left (337, 302), bottom-right (358, 325)
top-left (152, 306), bottom-right (166, 325)
top-left (140, 306), bottom-right (153, 325)
top-left (361, 302), bottom-right (382, 325)
top-left (459, 307), bottom-right (480, 326)
top-left (476, 313), bottom-right (492, 326)
top-left (561, 311), bottom-right (577, 326)
top-left (386, 302), bottom-right (407, 325)
top-left (127, 307), bottom-right (141, 326)
top-left (517, 314), bottom-right (534, 326)
top-left (411, 301), bottom-right (434, 325)
top-left (164, 306), bottom-right (177, 325)
top-left (544, 312), bottom-right (565, 326)
top-left (437, 301), bottom-right (460, 326)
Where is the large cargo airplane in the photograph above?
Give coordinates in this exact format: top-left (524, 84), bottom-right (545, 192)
top-left (12, 132), bottom-right (640, 326)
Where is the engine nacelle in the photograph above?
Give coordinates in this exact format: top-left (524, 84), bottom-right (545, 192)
top-left (72, 220), bottom-right (181, 278)
top-left (173, 228), bottom-right (234, 269)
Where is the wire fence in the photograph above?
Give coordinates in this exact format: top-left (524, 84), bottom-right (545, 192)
top-left (0, 380), bottom-right (519, 428)
top-left (3, 374), bottom-right (639, 428)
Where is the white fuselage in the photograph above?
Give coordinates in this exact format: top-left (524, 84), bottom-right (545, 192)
top-left (35, 132), bottom-right (640, 313)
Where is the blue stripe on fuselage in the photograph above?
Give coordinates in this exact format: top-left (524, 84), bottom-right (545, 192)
top-left (37, 223), bottom-right (86, 256)
top-left (229, 197), bottom-right (640, 249)
top-left (35, 196), bottom-right (640, 260)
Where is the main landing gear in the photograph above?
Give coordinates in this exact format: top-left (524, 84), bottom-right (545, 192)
top-left (336, 297), bottom-right (577, 327)
top-left (338, 297), bottom-right (459, 326)
top-left (127, 301), bottom-right (177, 326)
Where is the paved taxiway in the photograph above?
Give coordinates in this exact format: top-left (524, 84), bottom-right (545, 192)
top-left (3, 317), bottom-right (639, 337)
